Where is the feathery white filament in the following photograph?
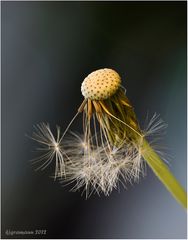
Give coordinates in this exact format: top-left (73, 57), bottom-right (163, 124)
top-left (31, 123), bottom-right (65, 179)
top-left (31, 113), bottom-right (166, 197)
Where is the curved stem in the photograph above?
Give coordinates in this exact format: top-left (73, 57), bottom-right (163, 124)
top-left (141, 139), bottom-right (187, 209)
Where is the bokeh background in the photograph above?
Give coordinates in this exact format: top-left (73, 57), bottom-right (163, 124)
top-left (2, 1), bottom-right (187, 239)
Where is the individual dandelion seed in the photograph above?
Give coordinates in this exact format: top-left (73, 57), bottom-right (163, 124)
top-left (30, 123), bottom-right (66, 179)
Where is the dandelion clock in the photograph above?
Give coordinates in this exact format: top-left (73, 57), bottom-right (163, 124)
top-left (30, 68), bottom-right (187, 208)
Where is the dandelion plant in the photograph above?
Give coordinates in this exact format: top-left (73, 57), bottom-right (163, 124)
top-left (31, 68), bottom-right (187, 208)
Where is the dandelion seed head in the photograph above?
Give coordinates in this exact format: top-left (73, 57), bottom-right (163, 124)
top-left (30, 68), bottom-right (170, 200)
top-left (81, 68), bottom-right (121, 100)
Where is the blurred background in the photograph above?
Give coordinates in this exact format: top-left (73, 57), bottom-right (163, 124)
top-left (2, 1), bottom-right (187, 239)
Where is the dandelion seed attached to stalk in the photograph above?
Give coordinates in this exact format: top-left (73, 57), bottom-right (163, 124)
top-left (31, 68), bottom-right (187, 208)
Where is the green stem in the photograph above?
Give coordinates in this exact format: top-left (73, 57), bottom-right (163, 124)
top-left (141, 139), bottom-right (187, 209)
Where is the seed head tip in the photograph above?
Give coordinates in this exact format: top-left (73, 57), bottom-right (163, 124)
top-left (81, 68), bottom-right (121, 100)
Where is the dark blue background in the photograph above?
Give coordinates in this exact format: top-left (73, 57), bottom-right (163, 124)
top-left (2, 1), bottom-right (187, 239)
